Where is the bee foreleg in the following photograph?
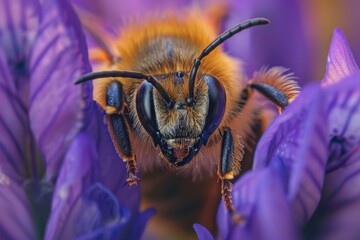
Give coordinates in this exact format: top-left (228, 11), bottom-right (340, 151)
top-left (105, 81), bottom-right (139, 185)
top-left (218, 127), bottom-right (244, 224)
top-left (247, 67), bottom-right (300, 113)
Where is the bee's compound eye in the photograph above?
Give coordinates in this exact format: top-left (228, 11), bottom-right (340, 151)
top-left (136, 81), bottom-right (160, 146)
top-left (202, 75), bottom-right (226, 143)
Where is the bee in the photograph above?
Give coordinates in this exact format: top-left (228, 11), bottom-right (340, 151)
top-left (76, 11), bottom-right (300, 226)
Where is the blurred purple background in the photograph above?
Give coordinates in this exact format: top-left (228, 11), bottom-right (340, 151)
top-left (72, 0), bottom-right (360, 85)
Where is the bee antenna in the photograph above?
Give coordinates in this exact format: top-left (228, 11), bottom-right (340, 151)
top-left (75, 70), bottom-right (175, 108)
top-left (187, 17), bottom-right (270, 105)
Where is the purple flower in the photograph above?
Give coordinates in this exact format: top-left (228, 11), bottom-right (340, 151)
top-left (0, 0), bottom-right (68, 238)
top-left (45, 132), bottom-right (154, 239)
top-left (194, 28), bottom-right (360, 239)
top-left (0, 0), bottom-right (152, 239)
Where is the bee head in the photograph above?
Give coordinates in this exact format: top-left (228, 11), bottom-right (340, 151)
top-left (135, 72), bottom-right (226, 165)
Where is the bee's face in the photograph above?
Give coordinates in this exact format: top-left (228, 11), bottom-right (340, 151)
top-left (135, 72), bottom-right (226, 166)
top-left (154, 73), bottom-right (208, 160)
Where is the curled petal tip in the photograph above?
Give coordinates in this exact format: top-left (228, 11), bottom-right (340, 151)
top-left (322, 28), bottom-right (359, 86)
top-left (193, 224), bottom-right (214, 240)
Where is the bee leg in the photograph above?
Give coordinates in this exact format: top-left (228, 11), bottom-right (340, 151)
top-left (248, 82), bottom-right (290, 113)
top-left (246, 68), bottom-right (300, 112)
top-left (218, 127), bottom-right (244, 224)
top-left (105, 81), bottom-right (139, 185)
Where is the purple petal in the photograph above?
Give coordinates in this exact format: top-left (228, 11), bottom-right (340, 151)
top-left (193, 223), bottom-right (214, 240)
top-left (29, 0), bottom-right (91, 179)
top-left (0, 0), bottom-right (42, 183)
top-left (70, 183), bottom-right (131, 240)
top-left (81, 101), bottom-right (152, 239)
top-left (84, 102), bottom-right (141, 214)
top-left (251, 172), bottom-right (297, 240)
top-left (85, 183), bottom-right (121, 227)
top-left (0, 174), bottom-right (35, 239)
top-left (23, 179), bottom-right (53, 240)
top-left (302, 74), bottom-right (360, 239)
top-left (325, 72), bottom-right (360, 168)
top-left (130, 208), bottom-right (156, 240)
top-left (45, 132), bottom-right (98, 240)
top-left (304, 146), bottom-right (360, 240)
top-left (254, 84), bottom-right (329, 225)
top-left (0, 0), bottom-right (40, 89)
top-left (76, 206), bottom-right (154, 240)
top-left (322, 28), bottom-right (359, 86)
top-left (217, 169), bottom-right (298, 240)
top-left (0, 49), bottom-right (27, 183)
top-left (46, 132), bottom-right (151, 239)
top-left (217, 170), bottom-right (263, 239)
top-left (253, 63), bottom-right (360, 237)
